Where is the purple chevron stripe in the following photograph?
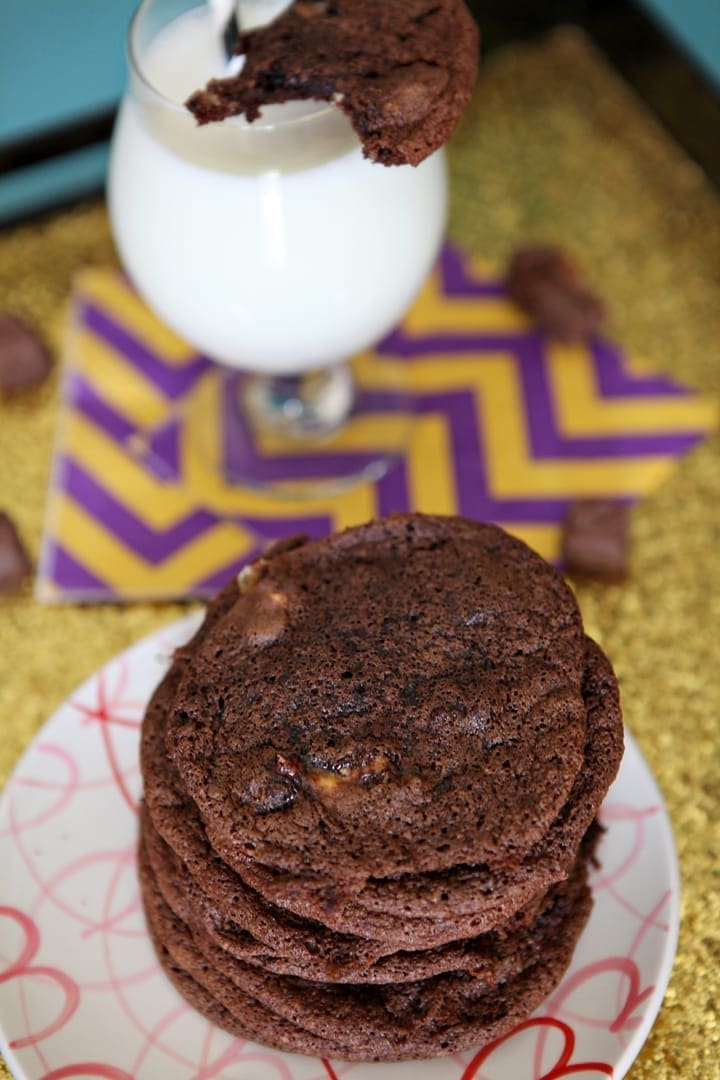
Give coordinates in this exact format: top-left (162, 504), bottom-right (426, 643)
top-left (145, 417), bottom-right (183, 481)
top-left (44, 541), bottom-right (112, 595)
top-left (591, 339), bottom-right (697, 399)
top-left (82, 302), bottom-right (213, 400)
top-left (378, 327), bottom-right (531, 356)
top-left (377, 458), bottom-right (411, 516)
top-left (415, 389), bottom-right (571, 522)
top-left (354, 386), bottom-right (413, 412)
top-left (234, 514), bottom-right (334, 544)
top-left (67, 372), bottom-right (136, 444)
top-left (62, 457), bottom-right (220, 562)
top-left (439, 245), bottom-right (507, 298)
top-left (515, 337), bottom-right (706, 459)
top-left (381, 318), bottom-right (703, 404)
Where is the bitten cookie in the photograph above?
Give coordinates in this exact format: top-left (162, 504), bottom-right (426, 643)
top-left (187, 0), bottom-right (479, 165)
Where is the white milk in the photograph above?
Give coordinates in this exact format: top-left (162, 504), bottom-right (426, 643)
top-left (108, 5), bottom-right (447, 374)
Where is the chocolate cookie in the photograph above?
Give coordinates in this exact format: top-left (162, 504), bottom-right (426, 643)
top-left (139, 513), bottom-right (623, 1058)
top-left (139, 838), bottom-right (593, 1060)
top-left (144, 529), bottom-right (620, 952)
top-left (187, 0), bottom-right (479, 166)
top-left (172, 637), bottom-right (620, 948)
top-left (142, 799), bottom-right (597, 984)
top-left (166, 517), bottom-right (593, 883)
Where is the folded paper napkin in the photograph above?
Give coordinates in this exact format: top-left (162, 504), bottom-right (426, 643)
top-left (37, 246), bottom-right (716, 601)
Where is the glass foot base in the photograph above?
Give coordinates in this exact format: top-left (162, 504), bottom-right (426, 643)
top-left (219, 360), bottom-right (413, 499)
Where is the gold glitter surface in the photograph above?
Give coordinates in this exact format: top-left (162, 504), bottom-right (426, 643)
top-left (1, 28), bottom-right (719, 1078)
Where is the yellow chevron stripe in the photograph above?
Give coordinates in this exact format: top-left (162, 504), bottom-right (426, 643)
top-left (505, 524), bottom-right (560, 563)
top-left (464, 253), bottom-right (493, 278)
top-left (329, 487), bottom-right (378, 531)
top-left (356, 351), bottom-right (510, 391)
top-left (548, 344), bottom-right (719, 434)
top-left (56, 495), bottom-right (255, 594)
top-left (407, 415), bottom-right (457, 515)
top-left (64, 414), bottom-right (198, 528)
top-left (623, 349), bottom-right (683, 380)
top-left (78, 270), bottom-right (193, 363)
top-left (258, 416), bottom-right (413, 454)
top-left (403, 270), bottom-right (529, 337)
top-left (76, 328), bottom-right (174, 429)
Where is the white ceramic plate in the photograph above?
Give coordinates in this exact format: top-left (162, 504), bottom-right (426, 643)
top-left (0, 614), bottom-right (679, 1080)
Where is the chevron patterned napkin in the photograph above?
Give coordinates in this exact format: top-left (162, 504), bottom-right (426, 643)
top-left (37, 246), bottom-right (716, 601)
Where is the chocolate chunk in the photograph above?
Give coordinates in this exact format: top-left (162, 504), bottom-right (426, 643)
top-left (236, 561), bottom-right (266, 593)
top-left (561, 499), bottom-right (630, 582)
top-left (307, 747), bottom-right (394, 793)
top-left (187, 0), bottom-right (478, 166)
top-left (231, 750), bottom-right (302, 813)
top-left (0, 314), bottom-right (53, 395)
top-left (233, 772), bottom-right (298, 814)
top-left (235, 578), bottom-right (289, 646)
top-left (505, 246), bottom-right (606, 343)
top-left (0, 511), bottom-right (32, 595)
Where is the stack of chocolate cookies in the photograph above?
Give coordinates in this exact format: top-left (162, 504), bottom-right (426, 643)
top-left (139, 514), bottom-right (623, 1060)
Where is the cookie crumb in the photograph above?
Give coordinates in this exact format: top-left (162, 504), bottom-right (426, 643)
top-left (506, 246), bottom-right (606, 343)
top-left (0, 314), bottom-right (53, 395)
top-left (562, 499), bottom-right (630, 582)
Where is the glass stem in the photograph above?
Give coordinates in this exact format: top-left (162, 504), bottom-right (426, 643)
top-left (242, 362), bottom-right (355, 439)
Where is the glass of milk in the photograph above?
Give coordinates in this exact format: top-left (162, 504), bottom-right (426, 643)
top-left (108, 0), bottom-right (448, 492)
